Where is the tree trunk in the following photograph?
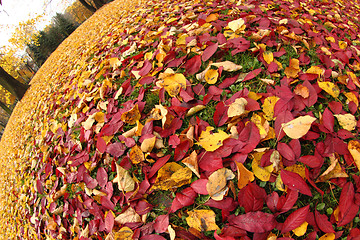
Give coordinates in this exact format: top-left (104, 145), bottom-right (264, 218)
top-left (78, 0), bottom-right (97, 12)
top-left (0, 66), bottom-right (29, 100)
top-left (0, 101), bottom-right (12, 115)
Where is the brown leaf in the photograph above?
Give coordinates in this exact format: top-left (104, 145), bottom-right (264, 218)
top-left (206, 168), bottom-right (235, 200)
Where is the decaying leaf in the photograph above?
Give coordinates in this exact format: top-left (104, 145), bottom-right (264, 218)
top-left (317, 154), bottom-right (348, 182)
top-left (204, 69), bottom-right (219, 84)
top-left (294, 84), bottom-right (309, 98)
top-left (114, 227), bottom-right (134, 240)
top-left (262, 96), bottom-right (280, 121)
top-left (318, 81), bottom-right (340, 98)
top-left (210, 61), bottom-right (242, 71)
top-left (206, 168), bottom-right (235, 200)
top-left (186, 105), bottom-right (206, 117)
top-left (141, 136), bottom-right (157, 153)
top-left (182, 151), bottom-right (200, 178)
top-left (282, 115), bottom-right (316, 139)
top-left (284, 59), bottom-right (300, 78)
top-left (228, 97), bottom-right (248, 118)
top-left (196, 126), bottom-right (230, 152)
top-left (334, 114), bottom-right (356, 131)
top-left (113, 163), bottom-right (135, 192)
top-left (129, 145), bottom-right (145, 164)
top-left (121, 104), bottom-right (141, 125)
top-left (186, 209), bottom-right (219, 232)
top-left (152, 162), bottom-right (192, 190)
top-left (163, 73), bottom-right (187, 97)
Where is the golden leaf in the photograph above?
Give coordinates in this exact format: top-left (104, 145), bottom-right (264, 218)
top-left (206, 13), bottom-right (218, 23)
top-left (334, 114), bottom-right (356, 131)
top-left (228, 97), bottom-right (248, 118)
top-left (262, 96), bottom-right (280, 121)
top-left (319, 233), bottom-right (335, 240)
top-left (317, 154), bottom-right (348, 182)
top-left (251, 152), bottom-right (274, 182)
top-left (152, 162), bottom-right (192, 191)
top-left (348, 140), bottom-right (360, 172)
top-left (121, 104), bottom-right (141, 125)
top-left (141, 136), bottom-right (157, 153)
top-left (186, 105), bottom-right (206, 117)
top-left (94, 112), bottom-right (105, 123)
top-left (204, 69), bottom-right (219, 84)
top-left (206, 168), bottom-right (235, 200)
top-left (293, 221), bottom-right (308, 237)
top-left (235, 161), bottom-right (254, 189)
top-left (284, 59), bottom-right (300, 78)
top-left (196, 126), bottom-right (230, 152)
top-left (263, 51), bottom-right (274, 64)
top-left (163, 73), bottom-right (187, 97)
top-left (129, 145), bottom-right (145, 164)
top-left (306, 66), bottom-right (324, 76)
top-left (113, 163), bottom-right (135, 192)
top-left (338, 41), bottom-right (347, 49)
top-left (186, 210), bottom-right (220, 232)
top-left (228, 18), bottom-right (245, 32)
top-left (285, 164), bottom-right (306, 179)
top-left (318, 81), bottom-right (340, 98)
top-left (251, 113), bottom-right (269, 139)
top-left (281, 115), bottom-right (316, 139)
top-left (114, 227), bottom-right (133, 240)
top-left (182, 151), bottom-right (200, 178)
top-left (109, 57), bottom-right (122, 69)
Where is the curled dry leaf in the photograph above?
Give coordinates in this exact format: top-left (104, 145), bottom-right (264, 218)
top-left (129, 145), bottom-right (145, 164)
top-left (228, 98), bottom-right (248, 118)
top-left (281, 115), bottom-right (316, 139)
top-left (348, 140), bottom-right (360, 172)
top-left (186, 209), bottom-right (220, 232)
top-left (186, 105), bottom-right (206, 117)
top-left (182, 151), bottom-right (200, 178)
top-left (206, 168), bottom-right (235, 200)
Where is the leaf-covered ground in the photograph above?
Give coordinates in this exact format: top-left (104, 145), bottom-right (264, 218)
top-left (3, 0), bottom-right (360, 239)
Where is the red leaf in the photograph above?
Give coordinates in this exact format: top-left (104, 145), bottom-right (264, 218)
top-left (298, 155), bottom-right (323, 168)
top-left (277, 143), bottom-right (296, 162)
top-left (191, 179), bottom-right (209, 195)
top-left (205, 197), bottom-right (238, 212)
top-left (281, 205), bottom-right (310, 233)
top-left (106, 142), bottom-right (126, 157)
top-left (148, 155), bottom-right (170, 179)
top-left (184, 55), bottom-right (202, 75)
top-left (154, 215), bottom-right (169, 233)
top-left (170, 187), bottom-right (197, 213)
top-left (314, 210), bottom-right (334, 233)
top-left (96, 167), bottom-right (108, 188)
top-left (97, 136), bottom-right (107, 153)
top-left (278, 189), bottom-right (298, 215)
top-left (266, 192), bottom-right (279, 213)
top-left (199, 152), bottom-right (223, 172)
top-left (338, 203), bottom-right (359, 227)
top-left (141, 235), bottom-right (167, 240)
top-left (274, 110), bottom-right (294, 141)
top-left (202, 43), bottom-right (218, 62)
top-left (228, 211), bottom-right (277, 233)
top-left (338, 182), bottom-right (359, 226)
top-left (105, 211), bottom-right (114, 233)
top-left (238, 182), bottom-right (266, 213)
top-left (321, 108), bottom-right (334, 132)
top-left (139, 60), bottom-right (152, 76)
top-left (238, 122), bottom-right (260, 154)
top-left (243, 68), bottom-right (262, 81)
top-left (214, 101), bottom-right (228, 126)
top-left (281, 170), bottom-right (312, 196)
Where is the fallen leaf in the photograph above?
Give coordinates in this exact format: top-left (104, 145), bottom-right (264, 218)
top-left (318, 81), bottom-right (340, 98)
top-left (228, 98), bottom-right (248, 118)
top-left (334, 114), bottom-right (356, 131)
top-left (292, 221), bottom-right (308, 237)
top-left (186, 209), bottom-right (220, 232)
top-left (210, 61), bottom-right (242, 71)
top-left (251, 152), bottom-right (273, 182)
top-left (262, 96), bottom-right (280, 121)
top-left (121, 104), bottom-right (141, 125)
top-left (182, 151), bottom-right (200, 178)
top-left (130, 145), bottom-right (145, 164)
top-left (317, 154), bottom-right (348, 182)
top-left (206, 168), bottom-right (235, 200)
top-left (319, 233), bottom-right (335, 240)
top-left (294, 84), bottom-right (309, 98)
top-left (228, 211), bottom-right (276, 233)
top-left (141, 136), bottom-right (157, 153)
top-left (152, 162), bottom-right (192, 191)
top-left (281, 205), bottom-right (309, 233)
top-left (281, 115), bottom-right (316, 139)
top-left (204, 69), bottom-right (219, 84)
top-left (348, 140), bottom-right (360, 172)
top-left (284, 59), bottom-right (300, 78)
top-left (114, 207), bottom-right (141, 224)
top-left (235, 161), bottom-right (254, 189)
top-left (186, 105), bottom-right (206, 117)
top-left (113, 163), bottom-right (135, 192)
top-left (228, 18), bottom-right (245, 32)
top-left (281, 169), bottom-right (312, 196)
top-left (263, 51), bottom-right (273, 64)
top-left (163, 73), bottom-right (187, 97)
top-left (196, 126), bottom-right (230, 152)
top-left (114, 227), bottom-right (134, 240)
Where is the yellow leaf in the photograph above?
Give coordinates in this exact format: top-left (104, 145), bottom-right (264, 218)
top-left (196, 126), bottom-right (230, 152)
top-left (347, 71), bottom-right (360, 88)
top-left (248, 91), bottom-right (262, 101)
top-left (114, 227), bottom-right (133, 240)
top-left (129, 145), bottom-right (145, 164)
top-left (284, 59), bottom-right (300, 78)
top-left (281, 115), bottom-right (316, 139)
top-left (228, 97), bottom-right (248, 118)
top-left (318, 81), bottom-right (340, 98)
top-left (114, 207), bottom-right (141, 225)
top-left (228, 18), bottom-right (245, 32)
top-left (186, 105), bottom-right (206, 117)
top-left (206, 168), bottom-right (235, 200)
top-left (306, 66), bottom-right (324, 76)
top-left (186, 210), bottom-right (220, 232)
top-left (109, 57), bottom-right (122, 69)
top-left (204, 69), bottom-right (219, 84)
top-left (285, 164), bottom-right (306, 179)
top-left (292, 221), bottom-right (308, 237)
top-left (235, 161), bottom-right (254, 189)
top-left (94, 112), bottom-right (105, 123)
top-left (319, 233), bottom-right (335, 240)
top-left (317, 154), bottom-right (348, 182)
top-left (338, 41), bottom-right (347, 49)
top-left (163, 73), bottom-right (187, 97)
top-left (141, 136), bottom-right (156, 153)
top-left (251, 113), bottom-right (269, 139)
top-left (262, 96), bottom-right (280, 121)
top-left (334, 114), bottom-right (356, 131)
top-left (121, 104), bottom-right (141, 125)
top-left (152, 162), bottom-right (192, 191)
top-left (251, 152), bottom-right (273, 181)
top-left (206, 13), bottom-right (218, 23)
top-left (182, 151), bottom-right (200, 178)
top-left (113, 163), bottom-right (135, 192)
top-left (263, 51), bottom-right (273, 64)
top-left (348, 140), bottom-right (360, 172)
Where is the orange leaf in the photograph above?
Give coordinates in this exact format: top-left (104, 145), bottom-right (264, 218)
top-left (235, 161), bottom-right (254, 189)
top-left (121, 104), bottom-right (141, 125)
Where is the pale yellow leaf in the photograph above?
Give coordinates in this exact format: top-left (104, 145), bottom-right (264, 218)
top-left (206, 168), bottom-right (235, 200)
top-left (334, 114), bottom-right (356, 131)
top-left (228, 97), bottom-right (248, 118)
top-left (228, 18), bottom-right (245, 32)
top-left (210, 61), bottom-right (242, 71)
top-left (282, 115), bottom-right (316, 139)
top-left (113, 163), bottom-right (135, 192)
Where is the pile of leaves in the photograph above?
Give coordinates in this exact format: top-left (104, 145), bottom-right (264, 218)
top-left (3, 0), bottom-right (360, 238)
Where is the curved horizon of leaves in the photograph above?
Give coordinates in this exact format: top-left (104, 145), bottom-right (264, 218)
top-left (2, 0), bottom-right (360, 239)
